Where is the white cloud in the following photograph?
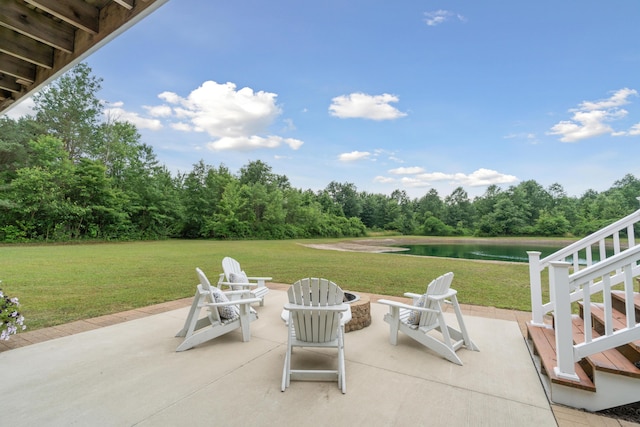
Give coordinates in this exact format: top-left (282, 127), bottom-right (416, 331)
top-left (372, 148), bottom-right (403, 163)
top-left (338, 151), bottom-right (371, 162)
top-left (282, 118), bottom-right (296, 131)
top-left (104, 104), bottom-right (163, 130)
top-left (158, 91), bottom-right (181, 104)
top-left (145, 104), bottom-right (172, 117)
top-left (578, 87), bottom-right (636, 111)
top-left (171, 122), bottom-right (193, 132)
top-left (424, 10), bottom-right (466, 26)
top-left (329, 93), bottom-right (407, 120)
top-left (413, 172), bottom-right (454, 183)
top-left (504, 132), bottom-right (538, 144)
top-left (373, 175), bottom-right (396, 184)
top-left (389, 166), bottom-right (425, 174)
top-left (548, 110), bottom-right (617, 142)
top-left (154, 80), bottom-right (303, 151)
top-left (456, 168), bottom-right (519, 186)
top-left (388, 167), bottom-right (518, 188)
top-left (161, 81), bottom-right (281, 137)
top-left (399, 176), bottom-right (428, 187)
top-left (1, 97), bottom-right (35, 119)
top-left (208, 135), bottom-right (303, 151)
top-left (548, 88), bottom-right (639, 142)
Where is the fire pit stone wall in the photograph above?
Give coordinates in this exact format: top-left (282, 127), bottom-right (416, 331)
top-left (344, 293), bottom-right (371, 333)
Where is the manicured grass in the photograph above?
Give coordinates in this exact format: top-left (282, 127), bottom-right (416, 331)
top-left (0, 237), bottom-right (543, 331)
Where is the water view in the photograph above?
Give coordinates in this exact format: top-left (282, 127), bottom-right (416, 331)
top-left (386, 243), bottom-right (610, 263)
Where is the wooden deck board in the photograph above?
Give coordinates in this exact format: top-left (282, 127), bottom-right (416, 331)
top-left (527, 322), bottom-right (596, 392)
top-left (588, 303), bottom-right (640, 353)
top-left (572, 316), bottom-right (640, 379)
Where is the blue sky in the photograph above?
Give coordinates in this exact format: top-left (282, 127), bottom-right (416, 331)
top-left (6, 0), bottom-right (640, 199)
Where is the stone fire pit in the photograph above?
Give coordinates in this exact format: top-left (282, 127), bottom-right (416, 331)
top-left (343, 291), bottom-right (371, 333)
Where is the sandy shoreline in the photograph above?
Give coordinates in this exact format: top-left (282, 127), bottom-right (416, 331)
top-left (300, 236), bottom-right (578, 253)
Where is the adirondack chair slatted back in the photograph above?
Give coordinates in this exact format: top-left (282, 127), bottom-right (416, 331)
top-left (288, 278), bottom-right (344, 343)
top-left (222, 257), bottom-right (242, 279)
top-left (175, 267), bottom-right (261, 351)
top-left (220, 256), bottom-right (270, 306)
top-left (378, 271), bottom-right (478, 365)
top-left (196, 267), bottom-right (221, 323)
top-left (419, 272), bottom-right (454, 328)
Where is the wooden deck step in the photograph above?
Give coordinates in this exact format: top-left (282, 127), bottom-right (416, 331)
top-left (585, 303), bottom-right (640, 357)
top-left (571, 316), bottom-right (640, 379)
top-left (526, 322), bottom-right (596, 392)
top-left (611, 290), bottom-right (640, 320)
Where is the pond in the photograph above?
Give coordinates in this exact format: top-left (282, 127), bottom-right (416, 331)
top-left (386, 243), bottom-right (612, 264)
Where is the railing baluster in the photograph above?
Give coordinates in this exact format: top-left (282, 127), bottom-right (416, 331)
top-left (602, 274), bottom-right (613, 336)
top-left (583, 279), bottom-right (592, 343)
top-left (615, 232), bottom-right (623, 275)
top-left (624, 265), bottom-right (636, 328)
top-left (614, 232), bottom-right (621, 255)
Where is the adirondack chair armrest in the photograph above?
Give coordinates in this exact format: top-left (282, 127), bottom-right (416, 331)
top-left (411, 305), bottom-right (440, 314)
top-left (283, 303), bottom-right (349, 313)
top-left (219, 280), bottom-right (259, 289)
top-left (378, 299), bottom-right (439, 314)
top-left (246, 276), bottom-right (272, 281)
top-left (225, 290), bottom-right (259, 301)
top-left (206, 297), bottom-right (262, 308)
top-left (426, 288), bottom-right (457, 302)
top-left (403, 292), bottom-right (422, 299)
top-left (378, 299), bottom-right (416, 311)
top-left (196, 286), bottom-right (210, 296)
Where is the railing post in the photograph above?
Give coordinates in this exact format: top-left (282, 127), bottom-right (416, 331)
top-left (528, 251), bottom-right (545, 326)
top-left (550, 261), bottom-right (579, 381)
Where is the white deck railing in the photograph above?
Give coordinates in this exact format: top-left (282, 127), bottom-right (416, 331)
top-left (528, 203), bottom-right (640, 379)
top-left (549, 248), bottom-right (640, 379)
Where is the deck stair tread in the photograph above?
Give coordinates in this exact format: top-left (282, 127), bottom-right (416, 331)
top-left (570, 316), bottom-right (640, 379)
top-left (528, 291), bottom-right (640, 396)
top-left (526, 321), bottom-right (595, 392)
top-left (611, 290), bottom-right (640, 307)
top-left (611, 290), bottom-right (640, 320)
top-left (584, 303), bottom-right (640, 353)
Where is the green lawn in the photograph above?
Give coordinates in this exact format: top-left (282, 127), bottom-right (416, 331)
top-left (0, 237), bottom-right (542, 331)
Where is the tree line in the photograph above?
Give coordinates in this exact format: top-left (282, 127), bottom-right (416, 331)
top-left (1, 64), bottom-right (639, 243)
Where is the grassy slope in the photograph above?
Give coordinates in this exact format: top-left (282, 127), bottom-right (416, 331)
top-left (0, 237), bottom-right (544, 330)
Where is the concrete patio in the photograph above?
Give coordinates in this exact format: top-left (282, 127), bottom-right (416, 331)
top-left (0, 284), bottom-right (634, 426)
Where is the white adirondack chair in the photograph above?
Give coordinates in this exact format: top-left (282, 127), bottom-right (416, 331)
top-left (220, 257), bottom-right (271, 306)
top-left (175, 268), bottom-right (261, 352)
top-left (378, 272), bottom-right (479, 365)
top-left (281, 278), bottom-right (349, 393)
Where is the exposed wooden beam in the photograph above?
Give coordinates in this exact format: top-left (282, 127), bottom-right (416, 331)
top-left (0, 25), bottom-right (54, 68)
top-left (24, 0), bottom-right (100, 34)
top-left (113, 0), bottom-right (134, 10)
top-left (0, 0), bottom-right (170, 115)
top-left (0, 73), bottom-right (22, 93)
top-left (0, 0), bottom-right (75, 52)
top-left (0, 52), bottom-right (37, 83)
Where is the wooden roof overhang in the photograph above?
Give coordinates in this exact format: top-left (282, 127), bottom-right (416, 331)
top-left (0, 0), bottom-right (169, 115)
